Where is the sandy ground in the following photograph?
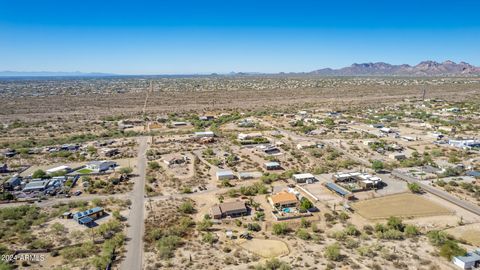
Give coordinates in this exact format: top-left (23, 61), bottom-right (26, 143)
top-left (445, 223), bottom-right (480, 246)
top-left (351, 192), bottom-right (454, 220)
top-left (237, 238), bottom-right (290, 258)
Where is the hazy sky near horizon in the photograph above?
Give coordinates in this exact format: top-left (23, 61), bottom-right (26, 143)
top-left (1, 0), bottom-right (480, 74)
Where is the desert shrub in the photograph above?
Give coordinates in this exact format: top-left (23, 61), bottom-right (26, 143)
top-left (178, 201), bottom-right (195, 214)
top-left (247, 223), bottom-right (261, 232)
top-left (156, 235), bottom-right (182, 259)
top-left (272, 223), bottom-right (289, 235)
top-left (296, 229), bottom-right (311, 240)
top-left (324, 243), bottom-right (341, 261)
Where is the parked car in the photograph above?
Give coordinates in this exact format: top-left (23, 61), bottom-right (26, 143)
top-left (74, 191), bottom-right (82, 196)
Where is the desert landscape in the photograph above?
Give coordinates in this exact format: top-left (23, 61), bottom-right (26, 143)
top-left (1, 75), bottom-right (480, 270)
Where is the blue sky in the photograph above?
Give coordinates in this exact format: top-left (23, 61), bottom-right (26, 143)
top-left (1, 0), bottom-right (480, 74)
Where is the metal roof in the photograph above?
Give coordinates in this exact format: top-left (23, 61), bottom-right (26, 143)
top-left (264, 162), bottom-right (280, 167)
top-left (293, 173), bottom-right (315, 179)
top-left (325, 182), bottom-right (351, 196)
top-left (455, 251), bottom-right (480, 263)
top-left (73, 207), bottom-right (104, 219)
top-left (216, 170), bottom-right (234, 176)
top-left (78, 216), bottom-right (94, 225)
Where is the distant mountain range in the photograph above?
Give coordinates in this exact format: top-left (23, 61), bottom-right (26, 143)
top-left (0, 71), bottom-right (117, 77)
top-left (309, 60), bottom-right (480, 76)
top-left (1, 60), bottom-right (479, 77)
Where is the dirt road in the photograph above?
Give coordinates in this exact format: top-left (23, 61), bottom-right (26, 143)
top-left (121, 136), bottom-right (148, 270)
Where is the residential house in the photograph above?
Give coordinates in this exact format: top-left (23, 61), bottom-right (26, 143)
top-left (23, 179), bottom-right (50, 192)
top-left (293, 173), bottom-right (316, 184)
top-left (268, 191), bottom-right (299, 209)
top-left (86, 161), bottom-right (117, 172)
top-left (332, 172), bottom-right (383, 190)
top-left (210, 201), bottom-right (248, 219)
top-left (73, 207), bottom-right (105, 226)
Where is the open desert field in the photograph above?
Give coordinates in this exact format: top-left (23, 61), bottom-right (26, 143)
top-left (445, 223), bottom-right (480, 246)
top-left (352, 193), bottom-right (454, 220)
top-left (1, 77), bottom-right (479, 122)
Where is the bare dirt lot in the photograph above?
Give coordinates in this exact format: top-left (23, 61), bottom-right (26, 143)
top-left (237, 238), bottom-right (290, 258)
top-left (445, 223), bottom-right (480, 246)
top-left (352, 192), bottom-right (454, 220)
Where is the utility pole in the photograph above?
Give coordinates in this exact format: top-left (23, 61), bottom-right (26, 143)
top-left (422, 88), bottom-right (426, 101)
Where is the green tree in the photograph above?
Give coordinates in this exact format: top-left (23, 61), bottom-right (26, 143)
top-left (439, 240), bottom-right (466, 260)
top-left (32, 169), bottom-right (47, 179)
top-left (387, 216), bottom-right (404, 231)
top-left (408, 182), bottom-right (422, 193)
top-left (148, 161), bottom-right (161, 170)
top-left (371, 160), bottom-right (384, 172)
top-left (247, 223), bottom-right (261, 232)
top-left (299, 198), bottom-right (313, 212)
top-left (118, 167), bottom-right (133, 175)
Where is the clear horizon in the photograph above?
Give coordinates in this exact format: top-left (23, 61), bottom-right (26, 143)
top-left (1, 0), bottom-right (480, 74)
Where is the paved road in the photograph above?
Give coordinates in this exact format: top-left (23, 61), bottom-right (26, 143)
top-left (121, 136), bottom-right (148, 270)
top-left (392, 170), bottom-right (480, 216)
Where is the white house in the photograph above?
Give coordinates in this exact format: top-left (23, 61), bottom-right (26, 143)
top-left (293, 173), bottom-right (316, 184)
top-left (86, 161), bottom-right (117, 172)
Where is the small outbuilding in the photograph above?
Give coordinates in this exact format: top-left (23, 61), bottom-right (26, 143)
top-left (264, 162), bottom-right (281, 170)
top-left (216, 170), bottom-right (235, 181)
top-left (194, 131), bottom-right (215, 138)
